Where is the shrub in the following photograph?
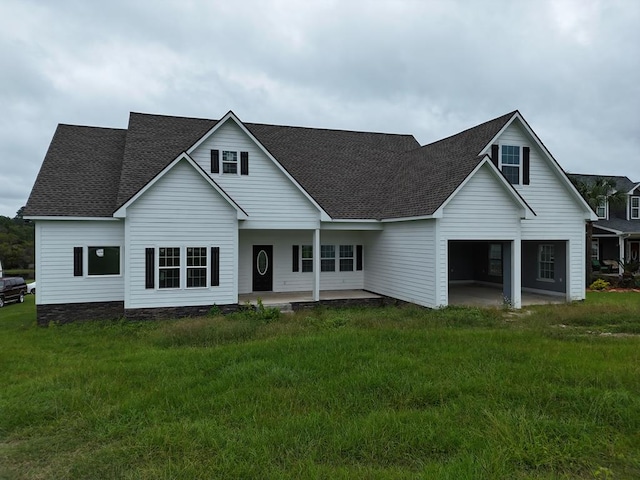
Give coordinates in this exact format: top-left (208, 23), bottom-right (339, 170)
top-left (589, 278), bottom-right (610, 291)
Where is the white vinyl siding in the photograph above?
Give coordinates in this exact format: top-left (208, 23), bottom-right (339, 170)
top-left (499, 121), bottom-right (586, 301)
top-left (190, 120), bottom-right (320, 229)
top-left (238, 230), bottom-right (365, 293)
top-left (125, 159), bottom-right (238, 308)
top-left (35, 220), bottom-right (124, 305)
top-left (364, 220), bottom-right (437, 308)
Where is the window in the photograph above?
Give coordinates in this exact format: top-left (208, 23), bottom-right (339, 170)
top-left (159, 247), bottom-right (180, 288)
top-left (501, 145), bottom-right (520, 185)
top-left (222, 151), bottom-right (238, 174)
top-left (301, 245), bottom-right (313, 272)
top-left (631, 196), bottom-right (640, 219)
top-left (87, 246), bottom-right (120, 275)
top-left (591, 239), bottom-right (599, 260)
top-left (596, 197), bottom-right (607, 219)
top-left (339, 245), bottom-right (354, 271)
top-left (538, 244), bottom-right (555, 281)
top-left (321, 245), bottom-right (335, 272)
top-left (488, 243), bottom-right (502, 276)
top-left (186, 247), bottom-right (207, 288)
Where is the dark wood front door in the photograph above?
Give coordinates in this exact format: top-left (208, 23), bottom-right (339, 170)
top-left (252, 245), bottom-right (273, 291)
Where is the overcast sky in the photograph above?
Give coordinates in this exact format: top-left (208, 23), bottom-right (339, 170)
top-left (1, 0), bottom-right (639, 218)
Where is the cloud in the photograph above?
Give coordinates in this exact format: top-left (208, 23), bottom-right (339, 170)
top-left (0, 0), bottom-right (639, 217)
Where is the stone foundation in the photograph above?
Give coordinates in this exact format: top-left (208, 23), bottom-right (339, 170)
top-left (124, 304), bottom-right (239, 321)
top-left (37, 301), bottom-right (125, 326)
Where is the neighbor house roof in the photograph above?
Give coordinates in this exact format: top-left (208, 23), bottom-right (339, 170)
top-left (25, 110), bottom-right (520, 220)
top-left (567, 174), bottom-right (637, 194)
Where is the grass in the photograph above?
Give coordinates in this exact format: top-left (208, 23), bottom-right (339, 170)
top-left (1, 294), bottom-right (639, 479)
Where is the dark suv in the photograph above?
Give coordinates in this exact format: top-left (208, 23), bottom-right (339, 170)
top-left (0, 277), bottom-right (27, 308)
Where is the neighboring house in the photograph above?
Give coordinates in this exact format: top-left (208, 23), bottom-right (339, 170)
top-left (568, 174), bottom-right (640, 272)
top-left (24, 110), bottom-right (597, 324)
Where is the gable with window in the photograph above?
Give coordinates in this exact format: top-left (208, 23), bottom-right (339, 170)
top-left (210, 149), bottom-right (249, 175)
top-left (491, 144), bottom-right (530, 185)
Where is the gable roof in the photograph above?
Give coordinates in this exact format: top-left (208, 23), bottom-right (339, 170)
top-left (25, 109), bottom-right (540, 221)
top-left (24, 124), bottom-right (126, 217)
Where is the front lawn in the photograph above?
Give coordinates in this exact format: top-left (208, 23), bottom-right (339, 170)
top-left (1, 294), bottom-right (639, 479)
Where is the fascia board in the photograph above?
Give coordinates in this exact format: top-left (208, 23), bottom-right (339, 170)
top-left (433, 157), bottom-right (535, 219)
top-left (113, 153), bottom-right (248, 220)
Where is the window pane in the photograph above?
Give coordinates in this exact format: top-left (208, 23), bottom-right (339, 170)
top-left (302, 245), bottom-right (313, 258)
top-left (159, 268), bottom-right (180, 288)
top-left (187, 268), bottom-right (207, 288)
top-left (502, 165), bottom-right (519, 184)
top-left (321, 259), bottom-right (335, 272)
top-left (88, 246), bottom-right (120, 275)
top-left (301, 260), bottom-right (313, 272)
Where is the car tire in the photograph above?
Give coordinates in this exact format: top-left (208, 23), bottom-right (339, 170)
top-left (32, 288), bottom-right (36, 295)
top-left (0, 297), bottom-right (4, 308)
top-left (19, 293), bottom-right (25, 303)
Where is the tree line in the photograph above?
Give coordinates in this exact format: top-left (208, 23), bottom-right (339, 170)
top-left (0, 207), bottom-right (34, 270)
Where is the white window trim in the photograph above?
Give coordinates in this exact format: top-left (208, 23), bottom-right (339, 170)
top-left (84, 245), bottom-right (123, 278)
top-left (631, 196), bottom-right (640, 220)
top-left (596, 197), bottom-right (608, 219)
top-left (537, 244), bottom-right (555, 282)
top-left (499, 144), bottom-right (522, 185)
top-left (222, 150), bottom-right (239, 175)
top-left (186, 246), bottom-right (209, 289)
top-left (339, 245), bottom-right (355, 272)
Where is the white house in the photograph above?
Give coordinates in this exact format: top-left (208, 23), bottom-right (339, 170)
top-left (25, 110), bottom-right (597, 324)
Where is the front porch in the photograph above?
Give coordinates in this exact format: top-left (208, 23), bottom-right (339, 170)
top-left (240, 286), bottom-right (565, 310)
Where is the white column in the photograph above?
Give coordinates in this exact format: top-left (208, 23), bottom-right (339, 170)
top-left (512, 237), bottom-right (522, 309)
top-left (313, 228), bottom-right (320, 301)
top-left (619, 235), bottom-right (625, 274)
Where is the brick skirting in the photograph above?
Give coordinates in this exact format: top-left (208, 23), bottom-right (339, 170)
top-left (124, 304), bottom-right (239, 321)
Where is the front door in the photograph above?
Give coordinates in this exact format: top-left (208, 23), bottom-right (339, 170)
top-left (253, 245), bottom-right (273, 291)
top-left (629, 241), bottom-right (640, 263)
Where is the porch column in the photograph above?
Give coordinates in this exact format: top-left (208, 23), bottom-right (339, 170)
top-left (512, 238), bottom-right (522, 309)
top-left (313, 228), bottom-right (320, 301)
top-left (619, 235), bottom-right (625, 274)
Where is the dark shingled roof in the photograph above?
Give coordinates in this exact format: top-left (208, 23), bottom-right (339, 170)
top-left (566, 174), bottom-right (637, 194)
top-left (25, 110), bottom-right (520, 220)
top-left (24, 125), bottom-right (126, 217)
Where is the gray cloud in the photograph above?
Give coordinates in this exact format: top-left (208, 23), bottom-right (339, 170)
top-left (1, 0), bottom-right (639, 217)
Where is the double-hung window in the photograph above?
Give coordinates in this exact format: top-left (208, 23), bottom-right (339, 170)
top-left (501, 145), bottom-right (520, 184)
top-left (186, 247), bottom-right (207, 288)
top-left (222, 151), bottom-right (238, 174)
top-left (631, 197), bottom-right (640, 219)
top-left (301, 245), bottom-right (313, 272)
top-left (591, 239), bottom-right (599, 260)
top-left (321, 245), bottom-right (335, 272)
top-left (339, 245), bottom-right (354, 271)
top-left (596, 197), bottom-right (607, 219)
top-left (159, 247), bottom-right (181, 288)
top-left (538, 244), bottom-right (555, 281)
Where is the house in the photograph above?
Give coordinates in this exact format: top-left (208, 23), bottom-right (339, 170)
top-left (567, 174), bottom-right (640, 273)
top-left (24, 110), bottom-right (597, 324)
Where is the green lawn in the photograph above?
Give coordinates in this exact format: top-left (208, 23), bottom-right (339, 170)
top-left (1, 294), bottom-right (639, 479)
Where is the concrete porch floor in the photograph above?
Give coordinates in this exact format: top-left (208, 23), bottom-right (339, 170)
top-left (449, 284), bottom-right (565, 307)
top-left (239, 286), bottom-right (564, 308)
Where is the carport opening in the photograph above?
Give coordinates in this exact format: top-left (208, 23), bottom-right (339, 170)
top-left (448, 240), bottom-right (511, 307)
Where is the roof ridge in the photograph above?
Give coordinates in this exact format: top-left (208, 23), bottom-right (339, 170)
top-left (421, 110), bottom-right (518, 148)
top-left (58, 123), bottom-right (127, 132)
top-left (246, 121), bottom-right (415, 138)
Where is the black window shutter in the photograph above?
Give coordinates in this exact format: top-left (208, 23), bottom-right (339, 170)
top-left (145, 248), bottom-right (155, 289)
top-left (356, 245), bottom-right (363, 271)
top-left (73, 247), bottom-right (83, 276)
top-left (240, 151), bottom-right (249, 175)
top-left (211, 247), bottom-right (220, 286)
top-left (523, 146), bottom-right (530, 185)
top-left (491, 144), bottom-right (499, 168)
top-left (292, 245), bottom-right (299, 272)
top-left (211, 149), bottom-right (220, 174)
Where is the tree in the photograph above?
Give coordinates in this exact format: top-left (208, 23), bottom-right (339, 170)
top-left (569, 177), bottom-right (627, 282)
top-left (0, 207), bottom-right (35, 270)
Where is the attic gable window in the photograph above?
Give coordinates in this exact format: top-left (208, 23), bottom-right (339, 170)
top-left (632, 197), bottom-right (640, 219)
top-left (222, 151), bottom-right (238, 174)
top-left (501, 145), bottom-right (520, 185)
